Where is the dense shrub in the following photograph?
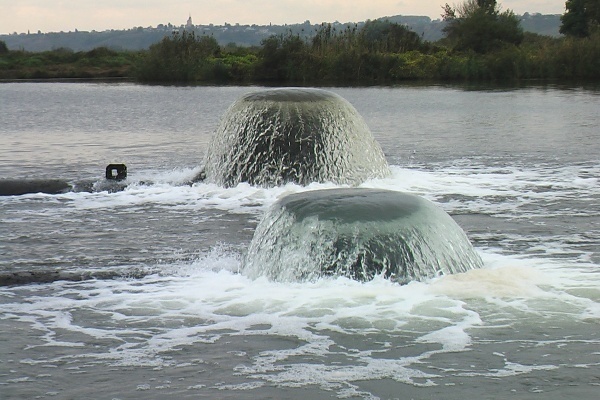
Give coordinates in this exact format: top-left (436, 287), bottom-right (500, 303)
top-left (135, 31), bottom-right (220, 82)
top-left (442, 0), bottom-right (524, 53)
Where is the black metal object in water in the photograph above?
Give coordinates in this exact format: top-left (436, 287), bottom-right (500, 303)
top-left (105, 164), bottom-right (128, 181)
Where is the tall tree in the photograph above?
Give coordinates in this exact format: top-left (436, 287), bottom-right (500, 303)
top-left (136, 31), bottom-right (220, 82)
top-left (257, 32), bottom-right (310, 82)
top-left (442, 0), bottom-right (523, 53)
top-left (560, 0), bottom-right (600, 37)
top-left (477, 0), bottom-right (497, 13)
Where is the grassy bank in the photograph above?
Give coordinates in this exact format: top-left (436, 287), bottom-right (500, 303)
top-left (0, 47), bottom-right (139, 80)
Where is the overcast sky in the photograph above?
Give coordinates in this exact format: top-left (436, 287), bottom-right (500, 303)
top-left (1, 0), bottom-right (565, 34)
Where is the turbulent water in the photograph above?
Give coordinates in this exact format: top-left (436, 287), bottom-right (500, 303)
top-left (0, 82), bottom-right (599, 399)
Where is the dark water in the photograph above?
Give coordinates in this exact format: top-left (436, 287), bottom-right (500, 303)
top-left (0, 82), bottom-right (599, 399)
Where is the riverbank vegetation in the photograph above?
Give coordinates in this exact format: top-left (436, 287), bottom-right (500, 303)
top-left (0, 45), bottom-right (139, 79)
top-left (1, 1), bottom-right (598, 83)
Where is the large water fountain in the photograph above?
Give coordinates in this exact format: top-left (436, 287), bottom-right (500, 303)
top-left (243, 188), bottom-right (483, 283)
top-left (202, 88), bottom-right (391, 187)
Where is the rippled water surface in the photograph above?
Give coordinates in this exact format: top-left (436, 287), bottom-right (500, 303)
top-left (1, 82), bottom-right (599, 399)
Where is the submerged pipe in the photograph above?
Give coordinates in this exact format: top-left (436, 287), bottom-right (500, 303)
top-left (0, 164), bottom-right (128, 196)
top-left (0, 179), bottom-right (72, 196)
top-left (0, 267), bottom-right (157, 287)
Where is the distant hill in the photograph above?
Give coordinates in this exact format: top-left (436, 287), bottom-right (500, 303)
top-left (518, 13), bottom-right (562, 37)
top-left (378, 13), bottom-right (561, 41)
top-left (1, 14), bottom-right (562, 52)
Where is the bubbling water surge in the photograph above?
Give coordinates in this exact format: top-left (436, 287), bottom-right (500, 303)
top-left (202, 88), bottom-right (391, 187)
top-left (243, 188), bottom-right (483, 283)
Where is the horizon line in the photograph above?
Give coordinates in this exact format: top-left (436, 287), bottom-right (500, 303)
top-left (0, 11), bottom-right (562, 36)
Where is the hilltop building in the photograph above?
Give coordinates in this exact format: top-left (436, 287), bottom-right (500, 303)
top-left (186, 15), bottom-right (193, 28)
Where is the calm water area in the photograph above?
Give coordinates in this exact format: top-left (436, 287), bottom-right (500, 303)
top-left (0, 82), bottom-right (599, 399)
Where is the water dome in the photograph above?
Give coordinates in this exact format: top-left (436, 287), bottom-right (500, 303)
top-left (243, 188), bottom-right (483, 283)
top-left (202, 88), bottom-right (391, 187)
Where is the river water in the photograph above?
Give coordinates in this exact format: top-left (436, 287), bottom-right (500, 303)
top-left (0, 82), bottom-right (598, 399)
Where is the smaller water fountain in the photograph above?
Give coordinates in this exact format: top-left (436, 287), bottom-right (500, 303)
top-left (243, 188), bottom-right (483, 283)
top-left (202, 88), bottom-right (391, 187)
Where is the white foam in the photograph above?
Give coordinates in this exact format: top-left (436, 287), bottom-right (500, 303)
top-left (417, 325), bottom-right (473, 352)
top-left (361, 163), bottom-right (600, 217)
top-left (2, 159), bottom-right (599, 394)
top-left (11, 159), bottom-right (594, 224)
top-left (3, 159), bottom-right (597, 303)
top-left (2, 244), bottom-right (599, 393)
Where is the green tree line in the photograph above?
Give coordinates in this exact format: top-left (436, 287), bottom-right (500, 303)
top-left (1, 1), bottom-right (599, 83)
